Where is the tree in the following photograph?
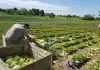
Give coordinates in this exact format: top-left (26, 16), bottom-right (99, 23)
top-left (66, 14), bottom-right (72, 20)
top-left (13, 8), bottom-right (18, 15)
top-left (20, 8), bottom-right (28, 15)
top-left (67, 14), bottom-right (72, 17)
top-left (99, 11), bottom-right (100, 16)
top-left (31, 8), bottom-right (36, 15)
top-left (0, 8), bottom-right (3, 12)
top-left (6, 9), bottom-right (14, 15)
top-left (40, 10), bottom-right (45, 16)
top-left (72, 15), bottom-right (77, 17)
top-left (29, 9), bottom-right (33, 15)
top-left (0, 8), bottom-right (45, 16)
top-left (30, 8), bottom-right (40, 15)
top-left (82, 14), bottom-right (94, 20)
top-left (96, 17), bottom-right (100, 20)
top-left (49, 13), bottom-right (55, 18)
top-left (35, 9), bottom-right (39, 15)
top-left (14, 8), bottom-right (17, 11)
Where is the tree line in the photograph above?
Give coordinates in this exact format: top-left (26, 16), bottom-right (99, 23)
top-left (58, 14), bottom-right (100, 20)
top-left (0, 8), bottom-right (45, 16)
top-left (0, 8), bottom-right (56, 18)
top-left (0, 7), bottom-right (100, 20)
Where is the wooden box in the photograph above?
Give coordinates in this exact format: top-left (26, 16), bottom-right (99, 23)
top-left (0, 43), bottom-right (52, 70)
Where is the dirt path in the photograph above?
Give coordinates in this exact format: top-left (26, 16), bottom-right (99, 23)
top-left (53, 57), bottom-right (71, 70)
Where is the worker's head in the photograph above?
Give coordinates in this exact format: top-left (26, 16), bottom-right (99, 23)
top-left (23, 24), bottom-right (30, 29)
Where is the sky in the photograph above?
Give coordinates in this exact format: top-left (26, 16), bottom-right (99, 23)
top-left (0, 0), bottom-right (100, 16)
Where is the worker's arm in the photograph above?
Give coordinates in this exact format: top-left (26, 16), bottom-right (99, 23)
top-left (23, 29), bottom-right (34, 42)
top-left (24, 30), bottom-right (42, 47)
top-left (25, 34), bottom-right (36, 42)
top-left (25, 34), bottom-right (42, 47)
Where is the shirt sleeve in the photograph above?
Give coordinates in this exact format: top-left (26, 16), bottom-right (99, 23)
top-left (23, 29), bottom-right (29, 37)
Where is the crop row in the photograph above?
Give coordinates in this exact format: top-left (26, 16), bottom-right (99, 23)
top-left (34, 30), bottom-right (94, 39)
top-left (50, 38), bottom-right (99, 58)
top-left (63, 39), bottom-right (98, 55)
top-left (69, 43), bottom-right (100, 69)
top-left (51, 36), bottom-right (94, 49)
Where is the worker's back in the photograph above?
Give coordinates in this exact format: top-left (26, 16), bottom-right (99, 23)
top-left (5, 24), bottom-right (26, 41)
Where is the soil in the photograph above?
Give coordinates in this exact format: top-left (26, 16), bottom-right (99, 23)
top-left (53, 43), bottom-right (100, 70)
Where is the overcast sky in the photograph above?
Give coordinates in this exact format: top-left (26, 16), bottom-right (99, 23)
top-left (0, 0), bottom-right (100, 16)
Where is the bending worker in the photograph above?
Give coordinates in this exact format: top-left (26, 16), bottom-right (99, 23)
top-left (5, 23), bottom-right (36, 47)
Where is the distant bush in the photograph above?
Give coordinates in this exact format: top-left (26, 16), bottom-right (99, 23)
top-left (39, 10), bottom-right (45, 16)
top-left (48, 13), bottom-right (55, 18)
top-left (82, 14), bottom-right (94, 20)
top-left (95, 17), bottom-right (100, 20)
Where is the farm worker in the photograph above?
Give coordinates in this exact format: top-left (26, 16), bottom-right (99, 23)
top-left (5, 23), bottom-right (36, 47)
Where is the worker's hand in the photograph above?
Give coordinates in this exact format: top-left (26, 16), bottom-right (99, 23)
top-left (28, 35), bottom-right (42, 47)
top-left (27, 34), bottom-right (37, 42)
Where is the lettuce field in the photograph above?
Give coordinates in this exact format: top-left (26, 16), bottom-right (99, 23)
top-left (0, 15), bottom-right (100, 70)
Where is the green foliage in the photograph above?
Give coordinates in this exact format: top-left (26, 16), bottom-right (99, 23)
top-left (82, 14), bottom-right (94, 20)
top-left (40, 10), bottom-right (45, 16)
top-left (5, 55), bottom-right (36, 69)
top-left (48, 13), bottom-right (55, 18)
top-left (0, 15), bottom-right (100, 69)
top-left (71, 54), bottom-right (90, 63)
top-left (34, 9), bottom-right (40, 15)
top-left (0, 8), bottom-right (45, 16)
top-left (95, 17), bottom-right (100, 20)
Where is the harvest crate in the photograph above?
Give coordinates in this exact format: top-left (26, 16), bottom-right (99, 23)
top-left (0, 43), bottom-right (52, 70)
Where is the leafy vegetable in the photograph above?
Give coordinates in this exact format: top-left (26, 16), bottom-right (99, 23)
top-left (5, 55), bottom-right (37, 69)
